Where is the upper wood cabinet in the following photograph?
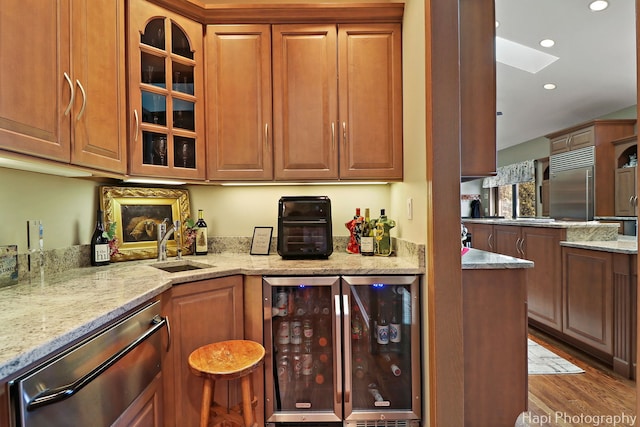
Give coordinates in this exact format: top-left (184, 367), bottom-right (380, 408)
top-left (208, 22), bottom-right (402, 182)
top-left (70, 0), bottom-right (127, 173)
top-left (612, 135), bottom-right (638, 216)
top-left (272, 24), bottom-right (340, 181)
top-left (460, 0), bottom-right (496, 179)
top-left (0, 0), bottom-right (126, 173)
top-left (549, 126), bottom-right (594, 155)
top-left (205, 25), bottom-right (273, 180)
top-left (0, 0), bottom-right (71, 162)
top-left (127, 0), bottom-right (206, 180)
top-left (338, 24), bottom-right (403, 180)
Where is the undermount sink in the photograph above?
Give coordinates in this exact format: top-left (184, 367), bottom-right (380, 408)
top-left (151, 260), bottom-right (213, 273)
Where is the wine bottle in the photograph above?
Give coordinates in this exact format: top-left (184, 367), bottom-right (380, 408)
top-left (345, 207), bottom-right (362, 254)
top-left (91, 209), bottom-right (110, 266)
top-left (360, 208), bottom-right (375, 256)
top-left (374, 209), bottom-right (396, 256)
top-left (376, 301), bottom-right (390, 346)
top-left (389, 299), bottom-right (402, 345)
top-left (195, 209), bottom-right (208, 255)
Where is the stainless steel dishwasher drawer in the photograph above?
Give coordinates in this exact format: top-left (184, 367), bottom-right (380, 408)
top-left (10, 301), bottom-right (167, 427)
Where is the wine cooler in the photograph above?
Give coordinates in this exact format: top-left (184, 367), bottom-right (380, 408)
top-left (263, 275), bottom-right (421, 426)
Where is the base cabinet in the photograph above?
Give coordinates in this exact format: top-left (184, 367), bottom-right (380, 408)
top-left (522, 227), bottom-right (565, 333)
top-left (464, 222), bottom-right (494, 252)
top-left (113, 372), bottom-right (164, 427)
top-left (163, 276), bottom-right (244, 427)
top-left (562, 247), bottom-right (613, 358)
top-left (463, 267), bottom-right (528, 427)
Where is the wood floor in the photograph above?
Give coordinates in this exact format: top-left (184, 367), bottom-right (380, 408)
top-left (523, 328), bottom-right (636, 427)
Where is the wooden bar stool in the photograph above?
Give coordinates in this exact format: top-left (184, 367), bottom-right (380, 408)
top-left (188, 340), bottom-right (265, 427)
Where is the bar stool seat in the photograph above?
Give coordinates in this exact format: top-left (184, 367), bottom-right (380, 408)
top-left (188, 340), bottom-right (265, 427)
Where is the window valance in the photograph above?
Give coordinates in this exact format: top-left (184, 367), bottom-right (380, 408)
top-left (482, 159), bottom-right (535, 188)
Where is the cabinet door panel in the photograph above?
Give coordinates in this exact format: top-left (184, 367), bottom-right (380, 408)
top-left (524, 227), bottom-right (564, 332)
top-left (273, 24), bottom-right (338, 180)
top-left (615, 167), bottom-right (637, 216)
top-left (338, 24), bottom-right (402, 180)
top-left (563, 248), bottom-right (613, 355)
top-left (127, 0), bottom-right (206, 180)
top-left (494, 225), bottom-right (521, 258)
top-left (0, 0), bottom-right (71, 161)
top-left (465, 223), bottom-right (494, 252)
top-left (206, 25), bottom-right (272, 180)
top-left (71, 0), bottom-right (126, 172)
top-left (168, 277), bottom-right (244, 427)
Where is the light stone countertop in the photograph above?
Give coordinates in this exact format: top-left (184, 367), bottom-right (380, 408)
top-left (461, 248), bottom-right (534, 270)
top-left (560, 235), bottom-right (638, 254)
top-left (463, 219), bottom-right (619, 242)
top-left (0, 251), bottom-right (422, 381)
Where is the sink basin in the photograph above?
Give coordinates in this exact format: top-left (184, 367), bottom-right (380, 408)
top-left (151, 260), bottom-right (213, 273)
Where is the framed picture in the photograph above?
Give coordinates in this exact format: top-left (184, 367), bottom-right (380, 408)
top-left (250, 226), bottom-right (273, 255)
top-left (100, 186), bottom-right (192, 262)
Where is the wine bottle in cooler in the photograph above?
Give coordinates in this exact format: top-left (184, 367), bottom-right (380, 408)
top-left (389, 299), bottom-right (402, 348)
top-left (376, 301), bottom-right (390, 348)
top-left (91, 209), bottom-right (110, 266)
top-left (195, 209), bottom-right (208, 255)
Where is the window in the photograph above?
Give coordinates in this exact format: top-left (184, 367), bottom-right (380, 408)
top-left (495, 181), bottom-right (536, 219)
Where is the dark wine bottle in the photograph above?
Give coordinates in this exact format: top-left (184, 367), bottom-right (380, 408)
top-left (91, 209), bottom-right (110, 266)
top-left (195, 209), bottom-right (208, 255)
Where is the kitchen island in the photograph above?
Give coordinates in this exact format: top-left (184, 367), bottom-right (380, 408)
top-left (462, 248), bottom-right (533, 427)
top-left (465, 218), bottom-right (637, 379)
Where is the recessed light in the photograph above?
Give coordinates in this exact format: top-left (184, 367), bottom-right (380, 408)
top-left (589, 0), bottom-right (609, 11)
top-left (540, 39), bottom-right (555, 48)
top-left (543, 83), bottom-right (557, 90)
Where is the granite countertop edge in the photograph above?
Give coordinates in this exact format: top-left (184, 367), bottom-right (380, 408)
top-left (461, 248), bottom-right (534, 270)
top-left (0, 251), bottom-right (423, 381)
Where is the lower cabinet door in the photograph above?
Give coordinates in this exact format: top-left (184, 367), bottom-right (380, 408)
top-left (562, 247), bottom-right (613, 357)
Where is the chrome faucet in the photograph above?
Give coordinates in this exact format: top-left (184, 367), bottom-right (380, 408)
top-left (157, 218), bottom-right (175, 261)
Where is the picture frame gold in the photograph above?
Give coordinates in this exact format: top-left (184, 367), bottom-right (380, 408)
top-left (100, 186), bottom-right (193, 262)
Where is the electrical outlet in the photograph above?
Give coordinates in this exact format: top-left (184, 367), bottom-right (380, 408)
top-left (407, 197), bottom-right (413, 220)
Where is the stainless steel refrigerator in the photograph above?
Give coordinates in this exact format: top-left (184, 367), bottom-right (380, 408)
top-left (263, 275), bottom-right (421, 426)
top-left (549, 146), bottom-right (595, 221)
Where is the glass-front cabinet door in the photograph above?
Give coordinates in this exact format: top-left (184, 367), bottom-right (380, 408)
top-left (342, 275), bottom-right (421, 423)
top-left (127, 0), bottom-right (205, 180)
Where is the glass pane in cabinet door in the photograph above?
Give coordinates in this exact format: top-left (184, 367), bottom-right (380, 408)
top-left (174, 137), bottom-right (196, 169)
top-left (349, 281), bottom-right (413, 411)
top-left (271, 285), bottom-right (334, 412)
top-left (141, 91), bottom-right (166, 125)
top-left (142, 131), bottom-right (168, 166)
top-left (141, 53), bottom-right (166, 87)
top-left (171, 23), bottom-right (193, 59)
top-left (173, 99), bottom-right (194, 131)
top-left (172, 62), bottom-right (194, 95)
top-left (141, 18), bottom-right (165, 50)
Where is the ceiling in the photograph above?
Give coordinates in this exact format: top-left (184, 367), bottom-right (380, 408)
top-left (495, 0), bottom-right (637, 150)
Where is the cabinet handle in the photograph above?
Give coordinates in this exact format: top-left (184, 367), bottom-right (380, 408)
top-left (515, 237), bottom-right (521, 254)
top-left (630, 196), bottom-right (634, 207)
top-left (518, 238), bottom-right (525, 255)
top-left (342, 121), bottom-right (347, 147)
top-left (264, 123), bottom-right (269, 150)
top-left (133, 109), bottom-right (139, 142)
top-left (75, 80), bottom-right (86, 121)
top-left (63, 72), bottom-right (75, 117)
top-left (331, 122), bottom-right (335, 150)
top-left (488, 233), bottom-right (493, 250)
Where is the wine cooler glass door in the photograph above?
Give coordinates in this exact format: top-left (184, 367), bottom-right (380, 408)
top-left (263, 276), bottom-right (342, 423)
top-left (342, 275), bottom-right (422, 422)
